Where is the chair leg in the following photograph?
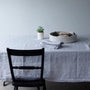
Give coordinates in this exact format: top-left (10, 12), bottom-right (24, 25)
top-left (14, 86), bottom-right (18, 90)
top-left (37, 87), bottom-right (40, 90)
top-left (43, 84), bottom-right (46, 90)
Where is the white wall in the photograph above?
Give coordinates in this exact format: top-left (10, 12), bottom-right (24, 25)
top-left (0, 0), bottom-right (90, 37)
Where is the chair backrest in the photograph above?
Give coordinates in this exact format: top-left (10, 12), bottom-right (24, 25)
top-left (7, 48), bottom-right (44, 82)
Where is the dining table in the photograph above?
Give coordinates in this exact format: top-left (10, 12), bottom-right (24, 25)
top-left (0, 35), bottom-right (90, 83)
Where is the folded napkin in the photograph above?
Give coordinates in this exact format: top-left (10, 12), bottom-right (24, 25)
top-left (85, 44), bottom-right (90, 50)
top-left (40, 40), bottom-right (64, 49)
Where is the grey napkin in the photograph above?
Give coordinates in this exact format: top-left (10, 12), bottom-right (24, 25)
top-left (85, 44), bottom-right (90, 50)
top-left (40, 40), bottom-right (64, 49)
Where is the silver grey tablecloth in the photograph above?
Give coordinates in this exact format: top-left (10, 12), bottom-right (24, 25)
top-left (0, 35), bottom-right (90, 82)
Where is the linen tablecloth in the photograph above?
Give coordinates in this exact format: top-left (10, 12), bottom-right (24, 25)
top-left (0, 35), bottom-right (90, 82)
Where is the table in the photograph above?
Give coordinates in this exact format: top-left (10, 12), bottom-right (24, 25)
top-left (0, 35), bottom-right (90, 82)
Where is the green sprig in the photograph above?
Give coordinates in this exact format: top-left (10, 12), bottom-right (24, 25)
top-left (37, 26), bottom-right (44, 33)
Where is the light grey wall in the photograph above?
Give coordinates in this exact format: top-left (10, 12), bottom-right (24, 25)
top-left (0, 0), bottom-right (90, 37)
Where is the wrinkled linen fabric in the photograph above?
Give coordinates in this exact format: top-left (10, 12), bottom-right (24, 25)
top-left (0, 35), bottom-right (90, 82)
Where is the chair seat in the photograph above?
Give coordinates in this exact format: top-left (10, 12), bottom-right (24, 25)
top-left (12, 78), bottom-right (45, 87)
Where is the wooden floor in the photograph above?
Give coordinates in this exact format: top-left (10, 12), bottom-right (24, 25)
top-left (47, 82), bottom-right (90, 90)
top-left (1, 81), bottom-right (90, 90)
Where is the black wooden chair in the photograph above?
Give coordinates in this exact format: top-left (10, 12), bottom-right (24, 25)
top-left (7, 48), bottom-right (46, 90)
